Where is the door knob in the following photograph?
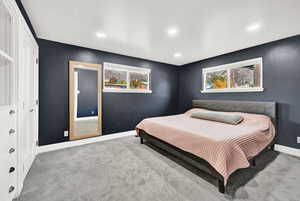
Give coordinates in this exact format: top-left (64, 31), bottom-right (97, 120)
top-left (9, 148), bottom-right (15, 154)
top-left (30, 109), bottom-right (34, 112)
top-left (9, 186), bottom-right (15, 193)
top-left (9, 110), bottom-right (16, 115)
top-left (9, 167), bottom-right (15, 173)
top-left (9, 129), bottom-right (16, 135)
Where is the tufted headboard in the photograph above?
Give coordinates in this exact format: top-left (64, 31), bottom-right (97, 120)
top-left (192, 100), bottom-right (277, 126)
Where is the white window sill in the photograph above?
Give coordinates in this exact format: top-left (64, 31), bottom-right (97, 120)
top-left (201, 88), bottom-right (264, 93)
top-left (103, 88), bottom-right (152, 93)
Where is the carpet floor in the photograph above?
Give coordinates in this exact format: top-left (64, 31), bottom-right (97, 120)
top-left (17, 136), bottom-right (300, 201)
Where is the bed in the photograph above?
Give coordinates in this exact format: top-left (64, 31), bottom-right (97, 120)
top-left (136, 100), bottom-right (277, 193)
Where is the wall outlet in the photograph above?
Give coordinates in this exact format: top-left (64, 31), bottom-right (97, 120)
top-left (64, 131), bottom-right (69, 137)
top-left (297, 137), bottom-right (300, 144)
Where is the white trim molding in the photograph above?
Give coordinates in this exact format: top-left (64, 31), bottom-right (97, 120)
top-left (201, 87), bottom-right (264, 93)
top-left (38, 130), bottom-right (136, 153)
top-left (275, 144), bottom-right (300, 158)
top-left (38, 138), bottom-right (300, 158)
top-left (104, 62), bottom-right (151, 73)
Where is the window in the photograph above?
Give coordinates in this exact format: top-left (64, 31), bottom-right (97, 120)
top-left (202, 58), bottom-right (263, 93)
top-left (103, 63), bottom-right (151, 93)
top-left (104, 68), bottom-right (127, 89)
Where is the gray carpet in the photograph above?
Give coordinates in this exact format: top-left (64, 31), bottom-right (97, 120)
top-left (17, 136), bottom-right (300, 201)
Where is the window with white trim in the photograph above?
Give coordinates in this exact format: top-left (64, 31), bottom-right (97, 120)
top-left (103, 62), bottom-right (151, 93)
top-left (201, 58), bottom-right (263, 93)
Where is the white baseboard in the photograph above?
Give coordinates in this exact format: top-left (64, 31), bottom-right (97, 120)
top-left (275, 144), bottom-right (300, 158)
top-left (38, 133), bottom-right (300, 158)
top-left (38, 130), bottom-right (136, 153)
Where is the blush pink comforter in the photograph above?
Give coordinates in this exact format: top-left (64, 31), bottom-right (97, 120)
top-left (136, 108), bottom-right (275, 184)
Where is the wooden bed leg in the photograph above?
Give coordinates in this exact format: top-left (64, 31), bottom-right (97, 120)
top-left (270, 144), bottom-right (275, 151)
top-left (218, 180), bottom-right (225, 194)
top-left (140, 137), bottom-right (144, 144)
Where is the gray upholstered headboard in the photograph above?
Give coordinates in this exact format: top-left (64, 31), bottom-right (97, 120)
top-left (192, 100), bottom-right (277, 125)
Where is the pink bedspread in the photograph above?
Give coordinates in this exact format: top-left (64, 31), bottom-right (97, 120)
top-left (136, 108), bottom-right (275, 184)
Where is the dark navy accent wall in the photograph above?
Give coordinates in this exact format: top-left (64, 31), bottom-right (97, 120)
top-left (19, 0), bottom-right (300, 149)
top-left (76, 69), bottom-right (98, 118)
top-left (178, 35), bottom-right (300, 149)
top-left (39, 39), bottom-right (179, 145)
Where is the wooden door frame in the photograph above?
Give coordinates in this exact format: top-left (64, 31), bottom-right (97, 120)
top-left (69, 61), bottom-right (102, 140)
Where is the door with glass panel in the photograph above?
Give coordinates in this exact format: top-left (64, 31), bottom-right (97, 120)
top-left (0, 0), bottom-right (17, 200)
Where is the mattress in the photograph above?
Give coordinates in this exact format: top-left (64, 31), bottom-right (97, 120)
top-left (136, 108), bottom-right (275, 184)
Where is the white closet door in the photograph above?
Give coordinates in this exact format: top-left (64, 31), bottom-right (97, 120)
top-left (0, 0), bottom-right (17, 200)
top-left (19, 28), bottom-right (38, 181)
top-left (1, 0), bottom-right (38, 199)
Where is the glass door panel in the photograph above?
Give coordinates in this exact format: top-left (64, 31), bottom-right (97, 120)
top-left (0, 0), bottom-right (13, 108)
top-left (0, 0), bottom-right (12, 58)
top-left (0, 57), bottom-right (12, 107)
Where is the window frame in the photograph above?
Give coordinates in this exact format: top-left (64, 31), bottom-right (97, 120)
top-left (201, 58), bottom-right (264, 93)
top-left (103, 62), bottom-right (152, 93)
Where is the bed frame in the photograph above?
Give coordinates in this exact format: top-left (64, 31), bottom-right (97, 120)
top-left (139, 100), bottom-right (277, 193)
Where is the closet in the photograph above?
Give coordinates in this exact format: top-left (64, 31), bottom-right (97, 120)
top-left (0, 0), bottom-right (38, 201)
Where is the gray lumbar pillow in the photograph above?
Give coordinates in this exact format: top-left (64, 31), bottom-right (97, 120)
top-left (190, 111), bottom-right (244, 125)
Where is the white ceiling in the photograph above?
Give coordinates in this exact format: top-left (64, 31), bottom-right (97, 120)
top-left (22, 0), bottom-right (300, 66)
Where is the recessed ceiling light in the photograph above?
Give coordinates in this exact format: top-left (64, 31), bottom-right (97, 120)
top-left (96, 32), bottom-right (107, 38)
top-left (174, 52), bottom-right (182, 58)
top-left (246, 23), bottom-right (261, 32)
top-left (167, 28), bottom-right (179, 37)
